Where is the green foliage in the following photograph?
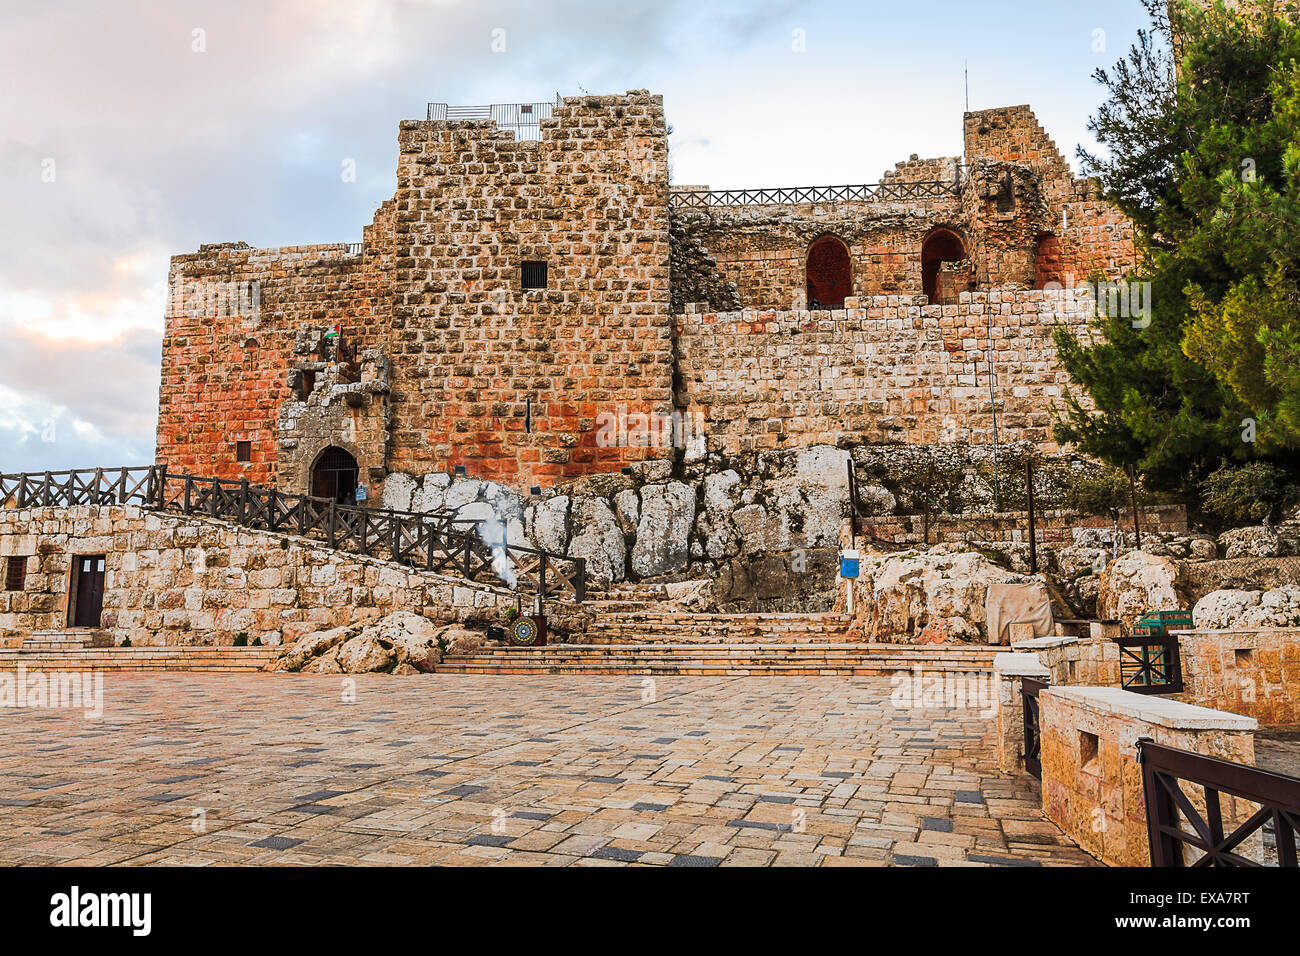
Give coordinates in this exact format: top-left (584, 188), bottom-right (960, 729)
top-left (975, 444), bottom-right (1073, 513)
top-left (1056, 0), bottom-right (1300, 497)
top-left (233, 632), bottom-right (249, 647)
top-left (1062, 462), bottom-right (1139, 525)
top-left (863, 445), bottom-right (973, 543)
top-left (1200, 460), bottom-right (1299, 526)
top-left (119, 636), bottom-right (132, 648)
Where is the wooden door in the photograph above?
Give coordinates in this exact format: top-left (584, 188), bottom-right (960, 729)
top-left (72, 555), bottom-right (106, 628)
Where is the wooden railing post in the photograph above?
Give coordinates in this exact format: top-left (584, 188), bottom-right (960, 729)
top-left (155, 465), bottom-right (168, 509)
top-left (15, 476), bottom-right (26, 509)
top-left (92, 467), bottom-right (104, 506)
top-left (209, 478), bottom-right (219, 518)
top-left (183, 475), bottom-right (192, 514)
top-left (463, 536), bottom-right (473, 578)
top-left (239, 478), bottom-right (250, 525)
top-left (573, 557), bottom-right (586, 603)
top-left (327, 500), bottom-right (336, 548)
top-left (539, 552), bottom-right (547, 598)
top-left (42, 471), bottom-right (52, 507)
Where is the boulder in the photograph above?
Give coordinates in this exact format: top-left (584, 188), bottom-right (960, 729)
top-left (1055, 544), bottom-right (1110, 581)
top-left (301, 646), bottom-right (344, 674)
top-left (438, 625), bottom-right (484, 656)
top-left (337, 633), bottom-right (397, 673)
top-left (847, 547), bottom-right (1035, 644)
top-left (1219, 526), bottom-right (1286, 560)
top-left (528, 495), bottom-right (569, 553)
top-left (355, 610), bottom-right (442, 671)
top-left (380, 472), bottom-right (417, 512)
top-left (268, 626), bottom-right (353, 672)
top-left (632, 482), bottom-right (695, 576)
top-left (1097, 550), bottom-right (1192, 630)
top-left (731, 504), bottom-right (768, 555)
top-left (568, 497), bottom-right (626, 584)
top-left (1193, 586), bottom-right (1300, 629)
top-left (857, 484), bottom-right (896, 518)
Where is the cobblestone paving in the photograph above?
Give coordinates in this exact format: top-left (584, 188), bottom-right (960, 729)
top-left (0, 674), bottom-right (1095, 866)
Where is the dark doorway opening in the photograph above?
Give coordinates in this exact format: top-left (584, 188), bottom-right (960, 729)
top-left (806, 235), bottom-right (852, 309)
top-left (71, 554), bottom-right (106, 628)
top-left (921, 228), bottom-right (967, 305)
top-left (311, 446), bottom-right (360, 504)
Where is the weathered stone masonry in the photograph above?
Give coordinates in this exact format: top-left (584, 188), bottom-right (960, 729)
top-left (158, 93), bottom-right (1134, 498)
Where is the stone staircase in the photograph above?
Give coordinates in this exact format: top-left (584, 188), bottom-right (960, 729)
top-left (435, 642), bottom-right (999, 676)
top-left (0, 645), bottom-right (280, 672)
top-left (439, 582), bottom-right (999, 676)
top-left (16, 629), bottom-right (114, 651)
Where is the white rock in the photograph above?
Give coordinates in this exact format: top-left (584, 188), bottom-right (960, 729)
top-left (528, 496), bottom-right (569, 553)
top-left (1194, 586), bottom-right (1300, 629)
top-left (632, 482), bottom-right (695, 576)
top-left (380, 473), bottom-right (416, 511)
top-left (1097, 550), bottom-right (1190, 629)
top-left (568, 497), bottom-right (626, 584)
top-left (849, 548), bottom-right (1032, 643)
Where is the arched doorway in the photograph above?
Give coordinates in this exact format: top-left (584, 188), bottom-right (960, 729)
top-left (311, 446), bottom-right (359, 504)
top-left (806, 235), bottom-right (852, 309)
top-left (921, 228), bottom-right (967, 304)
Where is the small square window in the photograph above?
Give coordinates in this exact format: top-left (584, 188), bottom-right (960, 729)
top-left (521, 261), bottom-right (548, 291)
top-left (236, 441), bottom-right (252, 462)
top-left (5, 556), bottom-right (27, 591)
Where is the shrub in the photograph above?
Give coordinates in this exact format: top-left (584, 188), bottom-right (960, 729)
top-left (1201, 461), bottom-right (1298, 527)
top-left (1062, 461), bottom-right (1137, 527)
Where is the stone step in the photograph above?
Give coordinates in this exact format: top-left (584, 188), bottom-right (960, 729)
top-left (437, 643), bottom-right (998, 676)
top-left (0, 647), bottom-right (281, 672)
top-left (20, 629), bottom-right (114, 650)
top-left (453, 642), bottom-right (997, 658)
top-left (588, 613), bottom-right (846, 625)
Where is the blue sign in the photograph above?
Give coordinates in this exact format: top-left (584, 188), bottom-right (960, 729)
top-left (840, 557), bottom-right (859, 579)
top-left (355, 485), bottom-right (368, 502)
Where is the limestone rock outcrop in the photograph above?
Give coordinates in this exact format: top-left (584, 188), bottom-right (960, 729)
top-left (1193, 586), bottom-right (1300, 629)
top-left (1097, 550), bottom-right (1192, 629)
top-left (844, 547), bottom-right (1036, 644)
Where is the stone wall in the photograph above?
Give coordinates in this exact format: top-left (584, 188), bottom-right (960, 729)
top-left (0, 505), bottom-right (520, 646)
top-left (1038, 685), bottom-right (1259, 866)
top-left (160, 91), bottom-right (674, 497)
top-left (158, 97), bottom-right (1137, 498)
top-left (1177, 628), bottom-right (1300, 726)
top-left (675, 288), bottom-right (1096, 455)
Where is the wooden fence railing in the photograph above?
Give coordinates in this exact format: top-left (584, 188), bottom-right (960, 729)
top-left (1139, 739), bottom-right (1300, 867)
top-left (0, 466), bottom-right (585, 603)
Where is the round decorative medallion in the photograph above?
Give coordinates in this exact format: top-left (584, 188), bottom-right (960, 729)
top-left (511, 618), bottom-right (539, 646)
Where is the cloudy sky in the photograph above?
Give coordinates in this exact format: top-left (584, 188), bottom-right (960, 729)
top-left (0, 0), bottom-right (1152, 473)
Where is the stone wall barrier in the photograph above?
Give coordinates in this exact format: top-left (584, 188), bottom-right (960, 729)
top-left (1176, 627), bottom-right (1300, 726)
top-left (1011, 634), bottom-right (1121, 687)
top-left (1038, 686), bottom-right (1258, 866)
top-left (994, 652), bottom-right (1050, 774)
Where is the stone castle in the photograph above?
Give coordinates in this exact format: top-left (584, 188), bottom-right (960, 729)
top-left (157, 91), bottom-right (1134, 504)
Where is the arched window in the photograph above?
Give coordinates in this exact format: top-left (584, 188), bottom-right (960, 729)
top-left (921, 228), bottom-right (967, 305)
top-left (311, 446), bottom-right (360, 504)
top-left (806, 235), bottom-right (852, 309)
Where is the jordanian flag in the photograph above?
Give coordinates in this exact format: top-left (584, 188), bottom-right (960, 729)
top-left (325, 325), bottom-right (341, 339)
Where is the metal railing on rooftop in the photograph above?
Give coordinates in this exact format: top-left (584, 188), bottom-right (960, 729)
top-left (426, 99), bottom-right (561, 141)
top-left (669, 179), bottom-right (960, 209)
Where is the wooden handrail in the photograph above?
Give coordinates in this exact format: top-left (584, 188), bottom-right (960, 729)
top-left (0, 465), bottom-right (585, 604)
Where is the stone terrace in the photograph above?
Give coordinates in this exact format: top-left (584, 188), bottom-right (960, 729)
top-left (0, 674), bottom-right (1093, 866)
